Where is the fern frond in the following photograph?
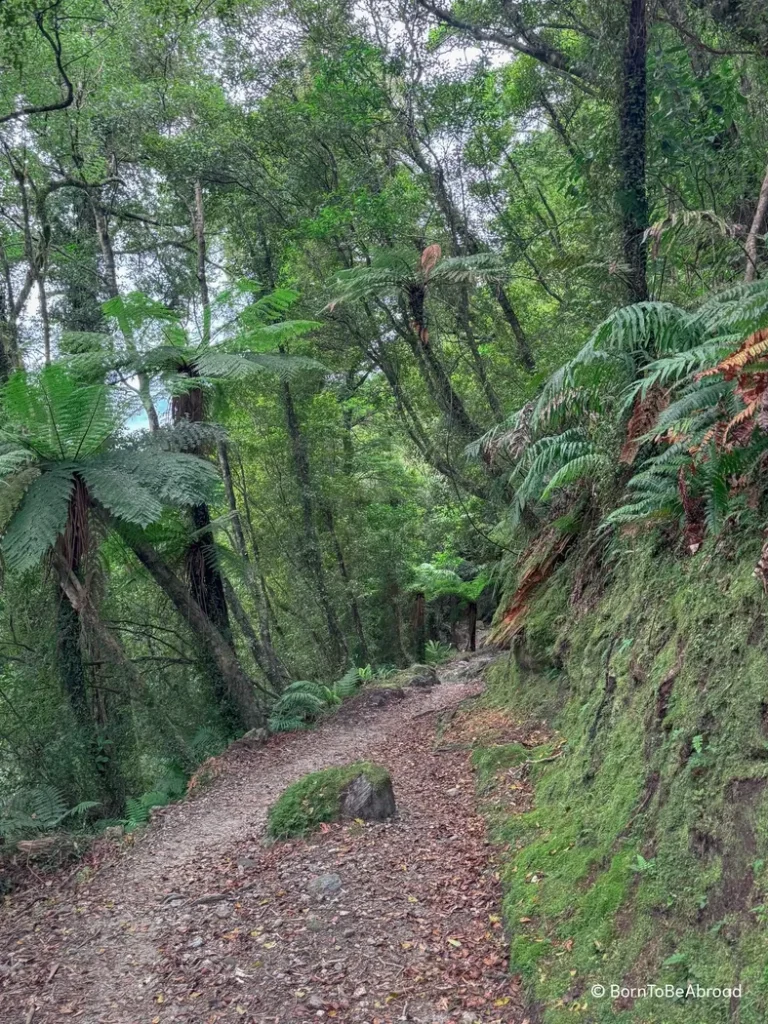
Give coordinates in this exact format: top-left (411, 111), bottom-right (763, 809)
top-left (541, 453), bottom-right (602, 500)
top-left (2, 465), bottom-right (75, 572)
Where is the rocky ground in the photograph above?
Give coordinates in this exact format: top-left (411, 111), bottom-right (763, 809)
top-left (0, 652), bottom-right (527, 1024)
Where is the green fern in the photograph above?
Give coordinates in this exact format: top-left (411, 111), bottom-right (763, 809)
top-left (0, 367), bottom-right (220, 572)
top-left (0, 786), bottom-right (99, 846)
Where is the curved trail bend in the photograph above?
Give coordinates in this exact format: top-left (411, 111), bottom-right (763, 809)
top-left (2, 652), bottom-right (524, 1024)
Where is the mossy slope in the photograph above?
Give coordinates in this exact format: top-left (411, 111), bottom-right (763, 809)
top-left (487, 538), bottom-right (768, 1023)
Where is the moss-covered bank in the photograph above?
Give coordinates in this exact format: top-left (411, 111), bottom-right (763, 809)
top-left (486, 537), bottom-right (768, 1023)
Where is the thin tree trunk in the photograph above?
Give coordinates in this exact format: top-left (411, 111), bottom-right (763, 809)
top-left (193, 179), bottom-right (212, 345)
top-left (494, 284), bottom-right (536, 370)
top-left (217, 439), bottom-right (287, 686)
top-left (403, 127), bottom-right (535, 370)
top-left (414, 591), bottom-right (426, 664)
top-left (619, 0), bottom-right (649, 303)
top-left (467, 600), bottom-right (478, 653)
top-left (221, 577), bottom-right (282, 693)
top-left (458, 288), bottom-right (504, 417)
top-left (282, 381), bottom-right (347, 667)
top-left (125, 535), bottom-right (265, 732)
top-left (39, 277), bottom-right (51, 365)
top-left (745, 164), bottom-right (768, 282)
top-left (324, 506), bottom-right (370, 664)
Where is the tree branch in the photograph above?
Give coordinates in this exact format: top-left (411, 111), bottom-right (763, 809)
top-left (0, 12), bottom-right (74, 126)
top-left (414, 0), bottom-right (599, 88)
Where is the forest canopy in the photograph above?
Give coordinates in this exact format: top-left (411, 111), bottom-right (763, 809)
top-left (1, 0), bottom-right (768, 824)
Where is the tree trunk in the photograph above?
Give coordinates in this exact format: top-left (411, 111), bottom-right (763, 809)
top-left (458, 288), bottom-right (504, 418)
top-left (187, 500), bottom-right (232, 640)
top-left (282, 380), bottom-right (347, 668)
top-left (193, 179), bottom-right (211, 345)
top-left (92, 200), bottom-right (160, 429)
top-left (619, 0), bottom-right (649, 303)
top-left (217, 440), bottom-right (288, 687)
top-left (745, 164), bottom-right (768, 282)
top-left (467, 600), bottom-right (478, 653)
top-left (125, 534), bottom-right (264, 732)
top-left (403, 127), bottom-right (535, 370)
top-left (324, 506), bottom-right (370, 665)
top-left (414, 591), bottom-right (426, 664)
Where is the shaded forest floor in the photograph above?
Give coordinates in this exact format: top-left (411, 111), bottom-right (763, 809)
top-left (1, 652), bottom-right (527, 1024)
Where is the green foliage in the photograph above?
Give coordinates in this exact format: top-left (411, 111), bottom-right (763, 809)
top-left (0, 366), bottom-right (220, 571)
top-left (267, 680), bottom-right (337, 733)
top-left (123, 790), bottom-right (171, 833)
top-left (0, 786), bottom-right (99, 848)
top-left (425, 639), bottom-right (454, 665)
top-left (266, 762), bottom-right (391, 838)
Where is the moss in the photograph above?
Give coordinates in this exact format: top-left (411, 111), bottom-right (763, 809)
top-left (266, 761), bottom-right (390, 839)
top-left (471, 742), bottom-right (530, 791)
top-left (479, 539), bottom-right (768, 1023)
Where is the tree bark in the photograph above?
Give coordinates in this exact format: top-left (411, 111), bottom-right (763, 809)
top-left (193, 179), bottom-right (211, 345)
top-left (402, 126), bottom-right (535, 370)
top-left (467, 600), bottom-right (478, 653)
top-left (125, 535), bottom-right (264, 732)
top-left (619, 0), bottom-right (649, 303)
top-left (324, 506), bottom-right (370, 665)
top-left (217, 439), bottom-right (289, 687)
top-left (414, 591), bottom-right (426, 664)
top-left (282, 381), bottom-right (348, 668)
top-left (458, 288), bottom-right (504, 418)
top-left (745, 164), bottom-right (768, 282)
top-left (92, 200), bottom-right (160, 429)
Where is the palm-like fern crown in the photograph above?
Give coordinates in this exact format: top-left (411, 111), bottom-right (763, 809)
top-left (470, 280), bottom-right (768, 540)
top-left (0, 366), bottom-right (221, 572)
top-left (100, 285), bottom-right (323, 401)
top-left (328, 246), bottom-right (508, 308)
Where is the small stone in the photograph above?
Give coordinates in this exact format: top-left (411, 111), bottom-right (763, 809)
top-left (306, 993), bottom-right (325, 1010)
top-left (342, 927), bottom-right (355, 938)
top-left (188, 937), bottom-right (204, 948)
top-left (237, 857), bottom-right (257, 869)
top-left (308, 873), bottom-right (342, 897)
top-left (215, 904), bottom-right (231, 918)
top-left (408, 664), bottom-right (440, 688)
top-left (352, 985), bottom-right (367, 999)
top-left (446, 787), bottom-right (460, 797)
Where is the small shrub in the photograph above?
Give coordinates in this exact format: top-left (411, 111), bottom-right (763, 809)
top-left (268, 672), bottom-right (366, 733)
top-left (267, 761), bottom-right (391, 838)
top-left (425, 639), bottom-right (454, 665)
top-left (0, 786), bottom-right (99, 849)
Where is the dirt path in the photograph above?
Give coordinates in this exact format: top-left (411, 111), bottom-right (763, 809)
top-left (0, 654), bottom-right (524, 1024)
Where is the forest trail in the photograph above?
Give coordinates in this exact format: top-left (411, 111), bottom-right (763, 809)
top-left (2, 652), bottom-right (524, 1024)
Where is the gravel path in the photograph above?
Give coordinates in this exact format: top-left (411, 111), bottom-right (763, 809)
top-left (0, 652), bottom-right (524, 1024)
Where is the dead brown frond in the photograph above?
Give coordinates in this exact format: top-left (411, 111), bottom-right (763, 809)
top-left (489, 531), bottom-right (575, 646)
top-left (620, 386), bottom-right (670, 464)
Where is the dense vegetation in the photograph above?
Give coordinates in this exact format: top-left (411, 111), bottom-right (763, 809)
top-left (4, 0), bottom-right (768, 1012)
